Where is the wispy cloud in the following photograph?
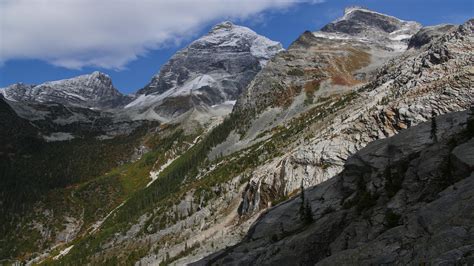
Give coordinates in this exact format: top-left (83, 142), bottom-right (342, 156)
top-left (0, 0), bottom-right (323, 69)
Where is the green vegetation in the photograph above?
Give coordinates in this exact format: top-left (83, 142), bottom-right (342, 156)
top-left (304, 79), bottom-right (321, 105)
top-left (467, 105), bottom-right (474, 136)
top-left (0, 121), bottom-right (160, 260)
top-left (52, 90), bottom-right (361, 264)
top-left (0, 116), bottom-right (199, 262)
top-left (343, 177), bottom-right (379, 214)
top-left (159, 242), bottom-right (200, 265)
top-left (287, 68), bottom-right (305, 76)
top-left (431, 110), bottom-right (438, 143)
top-left (299, 182), bottom-right (314, 224)
top-left (271, 194), bottom-right (289, 206)
top-left (55, 114), bottom-right (240, 264)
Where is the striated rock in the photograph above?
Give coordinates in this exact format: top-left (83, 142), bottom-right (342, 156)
top-left (198, 111), bottom-right (474, 265)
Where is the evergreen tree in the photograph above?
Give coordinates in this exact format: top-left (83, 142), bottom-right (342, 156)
top-left (299, 180), bottom-right (314, 224)
top-left (467, 104), bottom-right (474, 136)
top-left (304, 201), bottom-right (314, 224)
top-left (299, 180), bottom-right (305, 219)
top-left (430, 110), bottom-right (438, 143)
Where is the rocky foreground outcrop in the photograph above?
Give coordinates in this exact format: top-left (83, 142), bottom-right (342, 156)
top-left (198, 110), bottom-right (474, 265)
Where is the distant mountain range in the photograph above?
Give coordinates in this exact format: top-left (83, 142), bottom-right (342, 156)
top-left (0, 6), bottom-right (472, 265)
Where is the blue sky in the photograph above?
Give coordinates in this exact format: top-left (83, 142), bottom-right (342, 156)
top-left (0, 0), bottom-right (472, 94)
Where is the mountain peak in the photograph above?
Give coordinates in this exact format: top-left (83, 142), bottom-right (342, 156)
top-left (90, 71), bottom-right (109, 79)
top-left (343, 6), bottom-right (369, 15)
top-left (2, 72), bottom-right (128, 109)
top-left (135, 22), bottom-right (283, 106)
top-left (315, 7), bottom-right (422, 52)
top-left (211, 21), bottom-right (234, 32)
top-left (324, 6), bottom-right (421, 34)
top-left (73, 71), bottom-right (111, 84)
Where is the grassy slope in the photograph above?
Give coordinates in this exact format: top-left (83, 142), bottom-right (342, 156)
top-left (52, 91), bottom-right (360, 265)
top-left (0, 112), bottom-right (205, 263)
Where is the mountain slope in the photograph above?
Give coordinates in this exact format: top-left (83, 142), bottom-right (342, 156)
top-left (235, 6), bottom-right (421, 117)
top-left (124, 21), bottom-right (283, 120)
top-left (226, 16), bottom-right (473, 216)
top-left (198, 110), bottom-right (474, 265)
top-left (0, 20), bottom-right (283, 263)
top-left (2, 7), bottom-right (472, 266)
top-left (46, 11), bottom-right (473, 266)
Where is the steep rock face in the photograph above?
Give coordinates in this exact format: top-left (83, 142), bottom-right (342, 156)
top-left (408, 24), bottom-right (457, 49)
top-left (0, 72), bottom-right (129, 109)
top-left (198, 111), bottom-right (474, 265)
top-left (126, 22), bottom-right (283, 119)
top-left (233, 17), bottom-right (473, 216)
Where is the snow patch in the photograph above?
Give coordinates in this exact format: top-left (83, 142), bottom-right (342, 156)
top-left (125, 94), bottom-right (157, 108)
top-left (339, 6), bottom-right (408, 23)
top-left (147, 135), bottom-right (201, 187)
top-left (211, 100), bottom-right (236, 108)
top-left (389, 34), bottom-right (412, 41)
top-left (387, 42), bottom-right (408, 52)
top-left (147, 158), bottom-right (175, 187)
top-left (194, 22), bottom-right (283, 66)
top-left (53, 245), bottom-right (74, 260)
top-left (90, 202), bottom-right (126, 234)
top-left (43, 132), bottom-right (75, 142)
top-left (177, 75), bottom-right (215, 96)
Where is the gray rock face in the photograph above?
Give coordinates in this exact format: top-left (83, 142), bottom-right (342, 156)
top-left (126, 21), bottom-right (283, 119)
top-left (321, 7), bottom-right (420, 39)
top-left (408, 24), bottom-right (457, 49)
top-left (197, 111), bottom-right (474, 265)
top-left (0, 71), bottom-right (130, 109)
top-left (319, 6), bottom-right (421, 48)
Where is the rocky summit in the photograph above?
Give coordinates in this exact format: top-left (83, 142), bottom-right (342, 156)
top-left (0, 6), bottom-right (472, 266)
top-left (0, 71), bottom-right (130, 109)
top-left (319, 6), bottom-right (421, 50)
top-left (125, 21), bottom-right (283, 120)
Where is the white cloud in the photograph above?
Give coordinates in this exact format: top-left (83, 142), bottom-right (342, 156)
top-left (0, 0), bottom-right (323, 69)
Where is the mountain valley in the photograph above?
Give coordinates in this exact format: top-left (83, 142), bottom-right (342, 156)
top-left (0, 6), bottom-right (472, 266)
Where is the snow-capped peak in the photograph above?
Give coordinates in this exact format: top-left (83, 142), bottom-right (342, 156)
top-left (191, 21), bottom-right (283, 67)
top-left (338, 6), bottom-right (413, 24)
top-left (343, 6), bottom-right (374, 17)
top-left (210, 21), bottom-right (234, 32)
top-left (129, 22), bottom-right (283, 119)
top-left (1, 72), bottom-right (128, 109)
